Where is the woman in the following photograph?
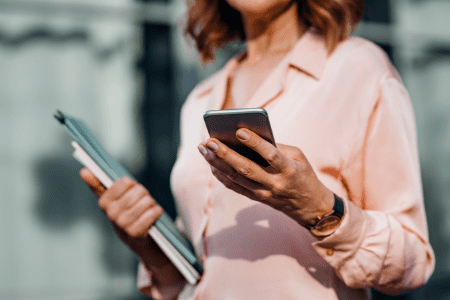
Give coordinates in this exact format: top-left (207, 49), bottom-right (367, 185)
top-left (81, 0), bottom-right (435, 299)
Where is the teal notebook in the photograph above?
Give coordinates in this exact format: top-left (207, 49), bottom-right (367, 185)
top-left (55, 110), bottom-right (203, 284)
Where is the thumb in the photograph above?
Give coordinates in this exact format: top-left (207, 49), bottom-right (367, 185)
top-left (80, 167), bottom-right (106, 198)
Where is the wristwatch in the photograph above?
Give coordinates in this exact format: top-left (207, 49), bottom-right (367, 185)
top-left (309, 194), bottom-right (345, 237)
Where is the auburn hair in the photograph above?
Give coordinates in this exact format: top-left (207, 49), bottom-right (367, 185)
top-left (185, 0), bottom-right (365, 62)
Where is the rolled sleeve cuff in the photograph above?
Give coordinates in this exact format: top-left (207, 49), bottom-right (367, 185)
top-left (312, 197), bottom-right (367, 266)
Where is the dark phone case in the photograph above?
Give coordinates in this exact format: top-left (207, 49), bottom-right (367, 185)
top-left (203, 108), bottom-right (276, 167)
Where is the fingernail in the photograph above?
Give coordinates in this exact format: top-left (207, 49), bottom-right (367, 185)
top-left (198, 145), bottom-right (207, 156)
top-left (206, 141), bottom-right (219, 152)
top-left (237, 130), bottom-right (249, 140)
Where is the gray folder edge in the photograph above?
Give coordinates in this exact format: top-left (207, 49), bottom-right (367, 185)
top-left (54, 110), bottom-right (203, 282)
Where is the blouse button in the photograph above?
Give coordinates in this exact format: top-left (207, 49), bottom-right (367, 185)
top-left (325, 248), bottom-right (335, 256)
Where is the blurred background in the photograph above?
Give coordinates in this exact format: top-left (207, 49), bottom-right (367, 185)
top-left (0, 0), bottom-right (449, 299)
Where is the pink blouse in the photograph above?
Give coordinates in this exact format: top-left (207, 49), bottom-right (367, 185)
top-left (137, 27), bottom-right (435, 299)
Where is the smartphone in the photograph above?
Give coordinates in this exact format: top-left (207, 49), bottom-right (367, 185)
top-left (203, 108), bottom-right (276, 167)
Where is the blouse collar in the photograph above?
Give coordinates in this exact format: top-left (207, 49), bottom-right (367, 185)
top-left (287, 26), bottom-right (328, 80)
top-left (200, 26), bottom-right (329, 111)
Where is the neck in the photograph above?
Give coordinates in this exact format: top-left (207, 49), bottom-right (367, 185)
top-left (241, 1), bottom-right (306, 64)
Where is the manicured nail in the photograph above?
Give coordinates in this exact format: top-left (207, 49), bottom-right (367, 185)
top-left (237, 130), bottom-right (249, 140)
top-left (206, 141), bottom-right (219, 152)
top-left (198, 145), bottom-right (207, 156)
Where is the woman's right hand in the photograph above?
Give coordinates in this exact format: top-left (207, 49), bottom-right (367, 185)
top-left (80, 167), bottom-right (170, 268)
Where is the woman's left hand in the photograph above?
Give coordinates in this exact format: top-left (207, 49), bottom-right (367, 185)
top-left (198, 128), bottom-right (335, 228)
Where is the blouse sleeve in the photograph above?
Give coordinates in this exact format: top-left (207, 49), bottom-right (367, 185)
top-left (312, 74), bottom-right (435, 295)
top-left (137, 216), bottom-right (188, 299)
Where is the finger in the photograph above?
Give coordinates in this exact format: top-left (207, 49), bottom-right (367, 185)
top-left (215, 168), bottom-right (291, 211)
top-left (236, 129), bottom-right (289, 171)
top-left (116, 195), bottom-right (156, 228)
top-left (99, 177), bottom-right (136, 211)
top-left (200, 144), bottom-right (265, 190)
top-left (107, 184), bottom-right (150, 221)
top-left (125, 205), bottom-right (164, 239)
top-left (212, 166), bottom-right (259, 201)
top-left (210, 163), bottom-right (264, 191)
top-left (204, 139), bottom-right (272, 186)
top-left (80, 168), bottom-right (106, 198)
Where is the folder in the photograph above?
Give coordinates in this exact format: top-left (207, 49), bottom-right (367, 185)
top-left (54, 110), bottom-right (203, 285)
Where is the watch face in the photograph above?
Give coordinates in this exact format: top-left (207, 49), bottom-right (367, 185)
top-left (310, 216), bottom-right (341, 237)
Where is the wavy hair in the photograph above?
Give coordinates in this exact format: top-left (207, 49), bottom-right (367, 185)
top-left (185, 0), bottom-right (364, 62)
